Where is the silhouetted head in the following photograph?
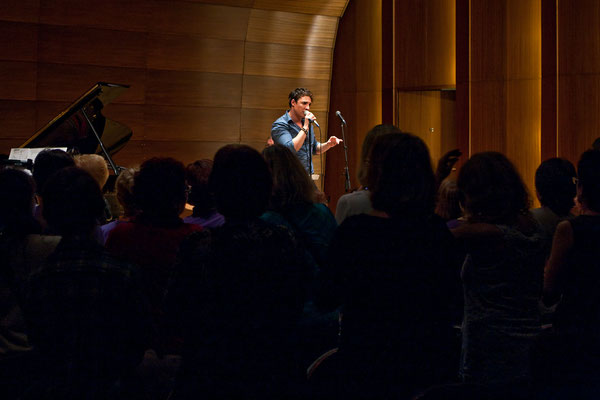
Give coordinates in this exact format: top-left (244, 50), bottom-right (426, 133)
top-left (134, 157), bottom-right (187, 220)
top-left (535, 157), bottom-right (576, 216)
top-left (74, 154), bottom-right (109, 189)
top-left (576, 149), bottom-right (600, 213)
top-left (186, 159), bottom-right (215, 216)
top-left (115, 167), bottom-right (138, 218)
top-left (435, 180), bottom-right (462, 221)
top-left (210, 145), bottom-right (272, 220)
top-left (368, 132), bottom-right (436, 218)
top-left (458, 152), bottom-right (530, 224)
top-left (358, 124), bottom-right (402, 187)
top-left (262, 144), bottom-right (315, 210)
top-left (41, 167), bottom-right (105, 236)
top-left (33, 149), bottom-right (75, 194)
top-left (0, 168), bottom-right (37, 230)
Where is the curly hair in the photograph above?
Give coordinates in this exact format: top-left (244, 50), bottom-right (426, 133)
top-left (457, 152), bottom-right (531, 224)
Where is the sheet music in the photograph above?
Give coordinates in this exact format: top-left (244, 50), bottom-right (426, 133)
top-left (9, 147), bottom-right (67, 162)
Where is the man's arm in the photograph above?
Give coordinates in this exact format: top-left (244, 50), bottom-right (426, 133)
top-left (316, 136), bottom-right (342, 155)
top-left (271, 122), bottom-right (307, 152)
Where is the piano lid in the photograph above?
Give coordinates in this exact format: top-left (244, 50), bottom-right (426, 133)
top-left (20, 82), bottom-right (132, 157)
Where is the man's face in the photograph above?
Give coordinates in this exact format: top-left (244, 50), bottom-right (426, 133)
top-left (290, 95), bottom-right (312, 119)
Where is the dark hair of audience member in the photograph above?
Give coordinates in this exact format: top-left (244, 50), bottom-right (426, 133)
top-left (115, 167), bottom-right (138, 218)
top-left (133, 157), bottom-right (187, 219)
top-left (0, 168), bottom-right (40, 235)
top-left (435, 179), bottom-right (462, 221)
top-left (185, 159), bottom-right (215, 217)
top-left (592, 137), bottom-right (600, 151)
top-left (577, 149), bottom-right (600, 212)
top-left (535, 157), bottom-right (576, 216)
top-left (32, 149), bottom-right (75, 193)
top-left (209, 144), bottom-right (272, 219)
top-left (262, 144), bottom-right (315, 210)
top-left (357, 124), bottom-right (402, 187)
top-left (367, 132), bottom-right (437, 218)
top-left (41, 167), bottom-right (105, 236)
top-left (457, 151), bottom-right (530, 224)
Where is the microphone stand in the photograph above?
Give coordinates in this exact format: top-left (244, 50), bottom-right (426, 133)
top-left (340, 120), bottom-right (351, 192)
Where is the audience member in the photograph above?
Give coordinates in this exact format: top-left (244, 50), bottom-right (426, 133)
top-left (452, 152), bottom-right (545, 385)
top-left (105, 157), bottom-right (202, 323)
top-left (183, 159), bottom-right (224, 228)
top-left (542, 149), bottom-right (600, 384)
top-left (435, 179), bottom-right (463, 227)
top-left (100, 168), bottom-right (138, 244)
top-left (531, 158), bottom-right (577, 247)
top-left (31, 149), bottom-right (75, 231)
top-left (74, 154), bottom-right (109, 190)
top-left (335, 124), bottom-right (400, 224)
top-left (22, 167), bottom-right (151, 398)
top-left (166, 144), bottom-right (306, 398)
top-left (318, 132), bottom-right (461, 398)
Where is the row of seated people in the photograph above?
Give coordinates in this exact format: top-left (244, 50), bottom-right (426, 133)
top-left (0, 129), bottom-right (599, 400)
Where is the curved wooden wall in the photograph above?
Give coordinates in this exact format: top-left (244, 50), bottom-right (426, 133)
top-left (0, 0), bottom-right (347, 180)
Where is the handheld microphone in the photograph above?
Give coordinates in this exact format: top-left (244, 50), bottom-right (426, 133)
top-left (336, 111), bottom-right (347, 125)
top-left (304, 110), bottom-right (320, 127)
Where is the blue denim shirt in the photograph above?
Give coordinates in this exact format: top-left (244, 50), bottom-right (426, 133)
top-left (271, 111), bottom-right (319, 173)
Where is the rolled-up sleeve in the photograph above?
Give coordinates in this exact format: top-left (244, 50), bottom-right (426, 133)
top-left (271, 122), bottom-right (296, 151)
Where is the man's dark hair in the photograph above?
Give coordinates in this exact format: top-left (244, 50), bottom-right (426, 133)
top-left (368, 132), bottom-right (436, 218)
top-left (210, 144), bottom-right (272, 219)
top-left (288, 88), bottom-right (313, 108)
top-left (458, 152), bottom-right (530, 224)
top-left (134, 157), bottom-right (187, 219)
top-left (33, 149), bottom-right (75, 194)
top-left (186, 159), bottom-right (215, 216)
top-left (41, 167), bottom-right (105, 235)
top-left (535, 157), bottom-right (576, 216)
top-left (577, 149), bottom-right (600, 212)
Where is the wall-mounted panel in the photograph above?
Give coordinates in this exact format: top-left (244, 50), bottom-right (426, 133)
top-left (0, 22), bottom-right (38, 62)
top-left (146, 34), bottom-right (244, 74)
top-left (147, 70), bottom-right (242, 107)
top-left (0, 100), bottom-right (37, 139)
top-left (0, 0), bottom-right (40, 23)
top-left (244, 42), bottom-right (333, 80)
top-left (247, 9), bottom-right (338, 48)
top-left (253, 0), bottom-right (347, 17)
top-left (242, 75), bottom-right (330, 111)
top-left (144, 105), bottom-right (241, 142)
top-left (147, 2), bottom-right (251, 39)
top-left (39, 0), bottom-right (153, 32)
top-left (240, 108), bottom-right (289, 142)
top-left (36, 63), bottom-right (146, 104)
top-left (0, 62), bottom-right (37, 100)
top-left (38, 25), bottom-right (147, 68)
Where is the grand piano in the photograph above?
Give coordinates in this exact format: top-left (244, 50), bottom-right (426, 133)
top-left (19, 82), bottom-right (132, 175)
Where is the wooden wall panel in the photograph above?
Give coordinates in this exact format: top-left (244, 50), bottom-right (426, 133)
top-left (244, 42), bottom-right (333, 80)
top-left (0, 62), bottom-right (37, 100)
top-left (0, 22), bottom-right (38, 61)
top-left (242, 75), bottom-right (330, 111)
top-left (146, 70), bottom-right (242, 108)
top-left (556, 0), bottom-right (600, 164)
top-left (252, 0), bottom-right (347, 17)
top-left (39, 0), bottom-right (153, 32)
top-left (144, 105), bottom-right (241, 142)
top-left (146, 34), bottom-right (244, 74)
top-left (0, 0), bottom-right (40, 23)
top-left (0, 101), bottom-right (37, 139)
top-left (36, 63), bottom-right (146, 104)
top-left (147, 2), bottom-right (251, 39)
top-left (38, 25), bottom-right (148, 68)
top-left (247, 9), bottom-right (338, 48)
top-left (395, 0), bottom-right (455, 89)
top-left (240, 108), bottom-right (286, 143)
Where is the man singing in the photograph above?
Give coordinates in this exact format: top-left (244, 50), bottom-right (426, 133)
top-left (271, 88), bottom-right (342, 174)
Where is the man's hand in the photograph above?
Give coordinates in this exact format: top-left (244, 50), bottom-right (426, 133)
top-left (327, 136), bottom-right (343, 147)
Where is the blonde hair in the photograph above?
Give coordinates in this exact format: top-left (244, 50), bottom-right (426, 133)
top-left (74, 154), bottom-right (109, 188)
